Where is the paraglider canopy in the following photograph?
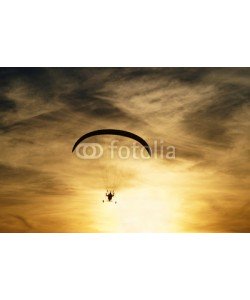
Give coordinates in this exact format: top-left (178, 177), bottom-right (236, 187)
top-left (72, 129), bottom-right (151, 197)
top-left (72, 129), bottom-right (152, 156)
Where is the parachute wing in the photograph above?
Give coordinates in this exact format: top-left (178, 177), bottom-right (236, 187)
top-left (72, 129), bottom-right (151, 156)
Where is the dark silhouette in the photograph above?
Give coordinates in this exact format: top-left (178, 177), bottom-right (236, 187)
top-left (102, 190), bottom-right (116, 203)
top-left (106, 190), bottom-right (114, 201)
top-left (72, 129), bottom-right (152, 156)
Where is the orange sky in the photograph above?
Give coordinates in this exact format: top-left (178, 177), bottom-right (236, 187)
top-left (0, 68), bottom-right (249, 232)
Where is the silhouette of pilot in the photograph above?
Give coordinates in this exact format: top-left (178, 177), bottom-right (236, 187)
top-left (106, 190), bottom-right (115, 201)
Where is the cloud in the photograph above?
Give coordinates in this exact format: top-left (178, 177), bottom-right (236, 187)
top-left (182, 82), bottom-right (250, 146)
top-left (0, 95), bottom-right (17, 112)
top-left (0, 67), bottom-right (249, 232)
top-left (10, 214), bottom-right (33, 230)
top-left (0, 163), bottom-right (73, 197)
top-left (0, 214), bottom-right (33, 232)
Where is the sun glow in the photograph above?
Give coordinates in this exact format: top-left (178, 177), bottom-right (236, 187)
top-left (85, 184), bottom-right (183, 233)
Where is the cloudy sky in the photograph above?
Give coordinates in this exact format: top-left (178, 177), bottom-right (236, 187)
top-left (0, 68), bottom-right (249, 232)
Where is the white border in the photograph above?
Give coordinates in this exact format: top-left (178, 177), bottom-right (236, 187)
top-left (0, 0), bottom-right (250, 67)
top-left (1, 1), bottom-right (250, 299)
top-left (0, 234), bottom-right (250, 300)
